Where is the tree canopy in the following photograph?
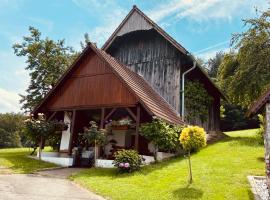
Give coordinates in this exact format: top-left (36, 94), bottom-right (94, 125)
top-left (13, 27), bottom-right (77, 112)
top-left (218, 8), bottom-right (270, 108)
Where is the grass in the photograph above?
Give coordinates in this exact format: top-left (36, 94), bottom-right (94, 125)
top-left (0, 147), bottom-right (58, 174)
top-left (71, 129), bottom-right (264, 200)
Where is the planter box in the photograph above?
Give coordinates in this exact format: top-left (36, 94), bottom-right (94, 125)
top-left (157, 152), bottom-right (176, 161)
top-left (112, 125), bottom-right (129, 130)
top-left (95, 159), bottom-right (114, 168)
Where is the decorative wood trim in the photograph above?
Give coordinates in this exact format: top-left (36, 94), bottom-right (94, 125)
top-left (47, 111), bottom-right (57, 121)
top-left (68, 110), bottom-right (76, 155)
top-left (125, 107), bottom-right (136, 121)
top-left (100, 108), bottom-right (105, 128)
top-left (135, 105), bottom-right (140, 150)
top-left (104, 108), bottom-right (117, 122)
top-left (47, 104), bottom-right (136, 112)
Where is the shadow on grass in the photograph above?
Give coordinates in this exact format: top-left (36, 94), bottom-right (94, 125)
top-left (76, 156), bottom-right (186, 179)
top-left (173, 184), bottom-right (203, 199)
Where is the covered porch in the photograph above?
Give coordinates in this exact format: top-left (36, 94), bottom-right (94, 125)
top-left (33, 43), bottom-right (184, 167)
top-left (39, 104), bottom-right (155, 167)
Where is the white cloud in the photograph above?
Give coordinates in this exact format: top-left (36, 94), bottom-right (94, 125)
top-left (0, 88), bottom-right (21, 113)
top-left (196, 46), bottom-right (230, 61)
top-left (147, 0), bottom-right (268, 24)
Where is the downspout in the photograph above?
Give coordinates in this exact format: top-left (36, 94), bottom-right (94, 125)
top-left (181, 59), bottom-right (196, 120)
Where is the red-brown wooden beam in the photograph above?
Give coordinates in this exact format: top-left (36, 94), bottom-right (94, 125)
top-left (135, 105), bottom-right (140, 150)
top-left (68, 110), bottom-right (76, 156)
top-left (104, 108), bottom-right (116, 122)
top-left (125, 107), bottom-right (136, 121)
top-left (100, 108), bottom-right (105, 128)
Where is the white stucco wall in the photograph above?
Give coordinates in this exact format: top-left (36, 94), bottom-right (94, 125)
top-left (36, 152), bottom-right (74, 167)
top-left (60, 112), bottom-right (71, 151)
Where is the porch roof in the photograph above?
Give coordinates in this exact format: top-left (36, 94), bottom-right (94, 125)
top-left (33, 43), bottom-right (184, 125)
top-left (247, 86), bottom-right (270, 116)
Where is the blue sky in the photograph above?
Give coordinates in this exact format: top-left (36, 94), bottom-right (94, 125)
top-left (0, 0), bottom-right (268, 113)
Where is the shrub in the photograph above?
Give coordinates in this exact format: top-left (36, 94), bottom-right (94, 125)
top-left (180, 126), bottom-right (206, 152)
top-left (113, 149), bottom-right (142, 173)
top-left (140, 118), bottom-right (183, 160)
top-left (179, 125), bottom-right (206, 183)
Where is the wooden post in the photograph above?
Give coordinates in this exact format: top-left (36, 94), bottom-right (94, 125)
top-left (265, 103), bottom-right (270, 188)
top-left (100, 108), bottom-right (105, 128)
top-left (135, 105), bottom-right (140, 151)
top-left (68, 110), bottom-right (76, 156)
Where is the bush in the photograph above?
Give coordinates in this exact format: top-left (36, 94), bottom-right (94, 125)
top-left (113, 149), bottom-right (142, 173)
top-left (179, 126), bottom-right (206, 152)
top-left (140, 118), bottom-right (183, 160)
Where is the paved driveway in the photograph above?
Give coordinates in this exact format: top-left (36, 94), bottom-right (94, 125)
top-left (0, 174), bottom-right (105, 200)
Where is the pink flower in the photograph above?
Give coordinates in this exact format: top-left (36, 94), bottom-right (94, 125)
top-left (124, 163), bottom-right (130, 168)
top-left (119, 163), bottom-right (124, 168)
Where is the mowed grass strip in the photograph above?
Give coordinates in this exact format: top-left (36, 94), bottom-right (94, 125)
top-left (71, 129), bottom-right (264, 200)
top-left (0, 147), bottom-right (57, 174)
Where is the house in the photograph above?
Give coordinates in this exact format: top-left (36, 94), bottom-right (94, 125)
top-left (103, 6), bottom-right (224, 133)
top-left (33, 6), bottom-right (224, 167)
top-left (33, 43), bottom-right (183, 166)
top-left (248, 87), bottom-right (270, 187)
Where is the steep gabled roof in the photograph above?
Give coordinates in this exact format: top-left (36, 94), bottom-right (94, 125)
top-left (102, 5), bottom-right (225, 99)
top-left (247, 86), bottom-right (270, 116)
top-left (33, 43), bottom-right (184, 125)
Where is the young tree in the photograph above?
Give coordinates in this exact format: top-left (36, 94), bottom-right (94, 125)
top-left (13, 27), bottom-right (77, 112)
top-left (81, 121), bottom-right (106, 166)
top-left (24, 114), bottom-right (56, 159)
top-left (179, 126), bottom-right (206, 183)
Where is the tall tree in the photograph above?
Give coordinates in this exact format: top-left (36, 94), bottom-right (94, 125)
top-left (206, 51), bottom-right (224, 80)
top-left (13, 27), bottom-right (77, 112)
top-left (218, 8), bottom-right (270, 108)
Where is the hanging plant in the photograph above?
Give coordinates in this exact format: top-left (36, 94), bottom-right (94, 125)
top-left (185, 80), bottom-right (213, 123)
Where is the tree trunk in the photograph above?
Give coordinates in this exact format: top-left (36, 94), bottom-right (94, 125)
top-left (154, 145), bottom-right (158, 162)
top-left (94, 140), bottom-right (97, 167)
top-left (38, 136), bottom-right (43, 160)
top-left (188, 151), bottom-right (193, 183)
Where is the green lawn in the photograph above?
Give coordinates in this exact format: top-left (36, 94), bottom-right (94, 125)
top-left (0, 147), bottom-right (57, 174)
top-left (71, 129), bottom-right (264, 200)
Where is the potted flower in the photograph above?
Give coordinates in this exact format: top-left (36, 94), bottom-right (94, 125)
top-left (111, 117), bottom-right (132, 130)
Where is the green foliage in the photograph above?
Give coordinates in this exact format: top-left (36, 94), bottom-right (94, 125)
top-left (179, 126), bottom-right (206, 152)
top-left (140, 118), bottom-right (183, 154)
top-left (23, 113), bottom-right (67, 148)
top-left (206, 51), bottom-right (224, 79)
top-left (220, 105), bottom-right (226, 118)
top-left (185, 80), bottom-right (213, 122)
top-left (0, 113), bottom-right (25, 148)
top-left (218, 8), bottom-right (270, 108)
top-left (113, 149), bottom-right (142, 173)
top-left (0, 128), bottom-right (21, 148)
top-left (80, 121), bottom-right (107, 146)
top-left (220, 103), bottom-right (258, 131)
top-left (13, 27), bottom-right (77, 112)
